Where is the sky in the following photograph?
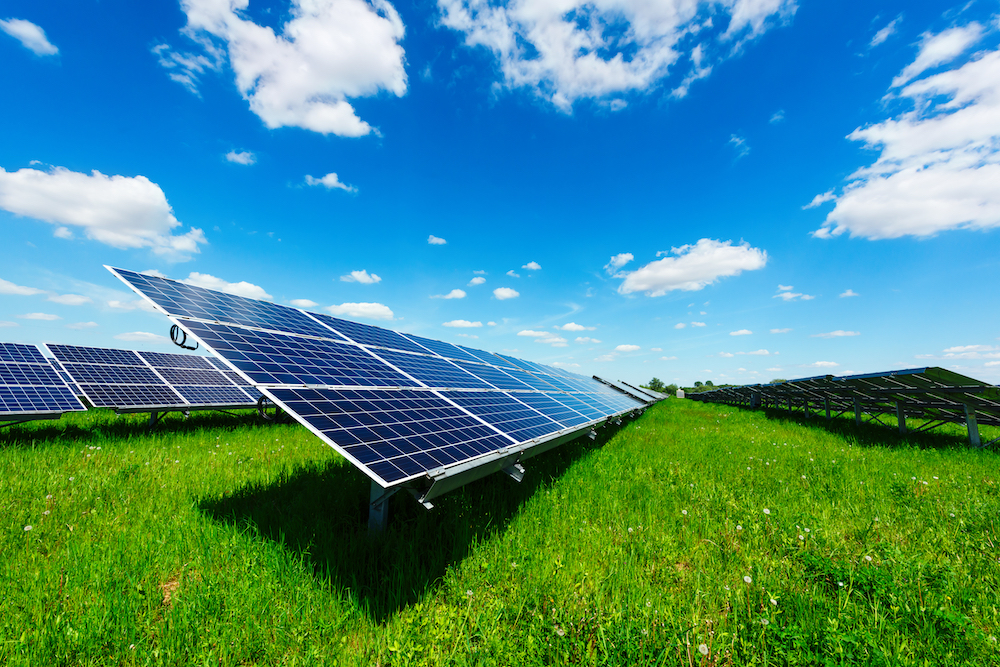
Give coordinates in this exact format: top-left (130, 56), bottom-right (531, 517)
top-left (2, 0), bottom-right (1000, 388)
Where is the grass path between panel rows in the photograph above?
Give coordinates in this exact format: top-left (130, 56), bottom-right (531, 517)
top-left (2, 399), bottom-right (999, 666)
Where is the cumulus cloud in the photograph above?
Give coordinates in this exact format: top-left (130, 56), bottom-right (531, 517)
top-left (305, 173), bottom-right (357, 192)
top-left (0, 165), bottom-right (206, 261)
top-left (438, 0), bottom-right (795, 111)
top-left (604, 253), bottom-right (634, 275)
top-left (432, 289), bottom-right (466, 299)
top-left (808, 361), bottom-right (839, 368)
top-left (517, 330), bottom-right (548, 337)
top-left (618, 239), bottom-right (767, 296)
top-left (0, 278), bottom-right (45, 296)
top-left (718, 351), bottom-right (734, 358)
top-left (115, 331), bottom-right (170, 344)
top-left (575, 336), bottom-right (601, 344)
top-left (18, 312), bottom-right (60, 321)
top-left (0, 18), bottom-right (58, 56)
top-left (839, 289), bottom-right (859, 298)
top-left (290, 298), bottom-right (318, 308)
top-left (156, 0), bottom-right (406, 137)
top-left (730, 329), bottom-right (752, 336)
top-left (493, 287), bottom-right (519, 300)
top-left (774, 288), bottom-right (813, 301)
top-left (443, 319), bottom-right (482, 328)
top-left (556, 322), bottom-right (594, 331)
top-left (743, 349), bottom-right (770, 355)
top-left (225, 150), bottom-right (256, 165)
top-left (522, 261), bottom-right (541, 270)
top-left (814, 22), bottom-right (1000, 240)
top-left (428, 234), bottom-right (447, 245)
top-left (340, 269), bottom-right (381, 284)
top-left (661, 355), bottom-right (678, 360)
top-left (67, 321), bottom-right (98, 330)
top-left (181, 272), bottom-right (272, 300)
top-left (327, 302), bottom-right (394, 320)
top-left (674, 323), bottom-right (687, 329)
top-left (812, 330), bottom-right (860, 338)
top-left (536, 335), bottom-right (567, 347)
top-left (919, 344), bottom-right (1000, 360)
top-left (691, 321), bottom-right (706, 327)
top-left (506, 270), bottom-right (520, 278)
top-left (468, 276), bottom-right (486, 286)
top-left (615, 344), bottom-right (640, 352)
top-left (551, 361), bottom-right (580, 368)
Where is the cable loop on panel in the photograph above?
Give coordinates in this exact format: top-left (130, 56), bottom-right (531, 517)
top-left (170, 325), bottom-right (199, 351)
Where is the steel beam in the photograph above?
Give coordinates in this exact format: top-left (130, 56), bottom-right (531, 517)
top-left (964, 404), bottom-right (981, 447)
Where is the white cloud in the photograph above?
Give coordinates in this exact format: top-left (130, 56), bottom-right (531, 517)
top-left (290, 298), bottom-right (318, 308)
top-left (443, 319), bottom-right (482, 328)
top-left (225, 150), bottom-right (256, 165)
top-left (691, 321), bottom-right (706, 327)
top-left (493, 287), bottom-right (519, 300)
top-left (0, 278), bottom-right (45, 296)
top-left (305, 173), bottom-right (357, 193)
top-left (438, 0), bottom-right (795, 111)
top-left (651, 347), bottom-right (662, 352)
top-left (617, 239), bottom-right (767, 296)
top-left (0, 18), bottom-right (58, 56)
top-left (808, 361), bottom-right (839, 368)
top-left (814, 23), bottom-right (1000, 240)
top-left (769, 109), bottom-right (785, 124)
top-left (604, 253), bottom-right (634, 275)
top-left (839, 289), bottom-right (859, 298)
top-left (986, 361), bottom-right (1000, 367)
top-left (575, 336), bottom-right (601, 344)
top-left (674, 323), bottom-right (687, 329)
top-left (428, 234), bottom-right (447, 245)
top-left (812, 330), bottom-right (860, 338)
top-left (556, 322), bottom-right (594, 331)
top-left (915, 344), bottom-right (1000, 360)
top-left (487, 321), bottom-right (497, 326)
top-left (0, 165), bottom-right (206, 261)
top-left (744, 349), bottom-right (770, 356)
top-left (0, 321), bottom-right (19, 328)
top-left (517, 330), bottom-right (548, 337)
top-left (802, 190), bottom-right (835, 209)
top-left (870, 15), bottom-right (901, 49)
top-left (108, 299), bottom-right (158, 313)
top-left (456, 333), bottom-right (478, 339)
top-left (730, 329), bottom-right (752, 336)
top-left (594, 354), bottom-right (616, 362)
top-left (181, 273), bottom-right (272, 300)
top-left (114, 331), bottom-right (170, 344)
top-left (67, 321), bottom-right (99, 330)
top-left (550, 361), bottom-right (580, 368)
top-left (770, 328), bottom-right (791, 333)
top-left (522, 261), bottom-right (541, 270)
top-left (774, 290), bottom-right (813, 301)
top-left (53, 226), bottom-right (73, 239)
top-left (327, 302), bottom-right (394, 320)
top-left (777, 284), bottom-right (792, 291)
top-left (340, 269), bottom-right (381, 284)
top-left (729, 134), bottom-right (750, 159)
top-left (537, 335), bottom-right (567, 347)
top-left (431, 289), bottom-right (466, 299)
top-left (18, 312), bottom-right (60, 321)
top-left (157, 0), bottom-right (406, 137)
top-left (47, 294), bottom-right (91, 306)
top-left (473, 270), bottom-right (486, 275)
top-left (661, 355), bottom-right (678, 360)
top-left (141, 269), bottom-right (168, 278)
top-left (506, 270), bottom-right (520, 278)
top-left (718, 352), bottom-right (734, 358)
top-left (468, 276), bottom-right (486, 286)
top-left (615, 344), bottom-right (640, 352)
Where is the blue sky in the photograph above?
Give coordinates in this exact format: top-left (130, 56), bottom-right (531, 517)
top-left (2, 0), bottom-right (1000, 387)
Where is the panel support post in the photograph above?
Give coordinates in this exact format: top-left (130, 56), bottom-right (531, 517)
top-left (751, 391), bottom-right (760, 409)
top-left (788, 398), bottom-right (793, 415)
top-left (853, 397), bottom-right (862, 426)
top-left (148, 411), bottom-right (159, 428)
top-left (804, 400), bottom-right (810, 419)
top-left (368, 481), bottom-right (390, 533)
top-left (964, 404), bottom-right (981, 447)
top-left (825, 397), bottom-right (831, 421)
top-left (896, 401), bottom-right (906, 434)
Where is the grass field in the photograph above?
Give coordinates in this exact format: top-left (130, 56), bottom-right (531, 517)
top-left (3, 399), bottom-right (999, 666)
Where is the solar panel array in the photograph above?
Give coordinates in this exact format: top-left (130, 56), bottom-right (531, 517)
top-left (46, 344), bottom-right (261, 412)
top-left (0, 343), bottom-right (87, 422)
top-left (688, 367), bottom-right (1000, 447)
top-left (107, 266), bottom-right (652, 495)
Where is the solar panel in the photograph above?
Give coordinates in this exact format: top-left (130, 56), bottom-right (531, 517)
top-left (0, 343), bottom-right (87, 422)
top-left (47, 344), bottom-right (258, 413)
top-left (107, 265), bottom-right (647, 512)
top-left (594, 377), bottom-right (655, 403)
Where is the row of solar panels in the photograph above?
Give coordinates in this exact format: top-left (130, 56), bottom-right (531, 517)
top-left (104, 266), bottom-right (660, 500)
top-left (687, 367), bottom-right (1000, 447)
top-left (0, 341), bottom-right (266, 422)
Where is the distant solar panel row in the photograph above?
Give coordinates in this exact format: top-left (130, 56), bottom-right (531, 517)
top-left (0, 343), bottom-right (86, 421)
top-left (108, 266), bottom-right (652, 492)
top-left (46, 344), bottom-right (261, 412)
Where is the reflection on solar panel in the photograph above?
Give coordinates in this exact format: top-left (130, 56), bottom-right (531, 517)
top-left (46, 344), bottom-right (259, 415)
top-left (593, 376), bottom-right (654, 404)
top-left (107, 265), bottom-right (655, 526)
top-left (689, 367), bottom-right (1000, 448)
top-left (0, 343), bottom-right (87, 424)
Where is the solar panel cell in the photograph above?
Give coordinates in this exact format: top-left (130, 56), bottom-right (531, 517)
top-left (439, 391), bottom-right (564, 441)
top-left (400, 334), bottom-right (483, 363)
top-left (371, 348), bottom-right (494, 389)
top-left (310, 313), bottom-right (430, 354)
top-left (514, 392), bottom-right (592, 427)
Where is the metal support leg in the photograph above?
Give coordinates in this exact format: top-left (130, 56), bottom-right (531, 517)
top-left (368, 482), bottom-right (395, 533)
top-left (825, 397), bottom-right (831, 421)
top-left (788, 398), bottom-right (793, 415)
top-left (964, 404), bottom-right (981, 447)
top-left (896, 401), bottom-right (906, 434)
top-left (853, 397), bottom-right (862, 426)
top-left (148, 411), bottom-right (159, 428)
top-left (804, 400), bottom-right (810, 419)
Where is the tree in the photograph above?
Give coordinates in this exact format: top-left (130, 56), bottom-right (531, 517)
top-left (770, 378), bottom-right (787, 384)
top-left (694, 381), bottom-right (703, 388)
top-left (666, 384), bottom-right (678, 394)
top-left (705, 380), bottom-right (714, 387)
top-left (647, 377), bottom-right (665, 392)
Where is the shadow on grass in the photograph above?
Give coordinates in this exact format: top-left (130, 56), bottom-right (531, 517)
top-left (197, 423), bottom-right (623, 623)
top-left (0, 408), bottom-right (274, 449)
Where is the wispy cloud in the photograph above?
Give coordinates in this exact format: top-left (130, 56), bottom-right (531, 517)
top-left (443, 319), bottom-right (482, 328)
top-left (428, 235), bottom-right (447, 245)
top-left (340, 269), bottom-right (381, 284)
top-left (812, 330), bottom-right (860, 338)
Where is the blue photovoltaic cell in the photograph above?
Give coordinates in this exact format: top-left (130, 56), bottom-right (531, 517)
top-left (181, 320), bottom-right (419, 388)
top-left (206, 357), bottom-right (229, 370)
top-left (268, 387), bottom-right (513, 484)
top-left (0, 361), bottom-right (65, 386)
top-left (450, 360), bottom-right (533, 391)
top-left (155, 367), bottom-right (233, 386)
top-left (78, 383), bottom-right (185, 408)
top-left (497, 354), bottom-right (549, 376)
top-left (0, 343), bottom-right (47, 364)
top-left (60, 362), bottom-right (162, 385)
top-left (174, 385), bottom-right (254, 405)
top-left (401, 334), bottom-right (483, 364)
top-left (492, 365), bottom-right (560, 391)
top-left (548, 392), bottom-right (606, 420)
top-left (109, 267), bottom-right (342, 340)
top-left (48, 344), bottom-right (142, 367)
top-left (371, 348), bottom-right (494, 390)
top-left (0, 343), bottom-right (86, 417)
top-left (137, 351), bottom-right (216, 370)
top-left (513, 392), bottom-right (592, 427)
top-left (457, 345), bottom-right (519, 369)
top-left (526, 371), bottom-right (576, 392)
top-left (310, 313), bottom-right (430, 354)
top-left (439, 391), bottom-right (563, 442)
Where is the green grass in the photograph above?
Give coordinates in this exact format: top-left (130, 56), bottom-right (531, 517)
top-left (2, 401), bottom-right (999, 665)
